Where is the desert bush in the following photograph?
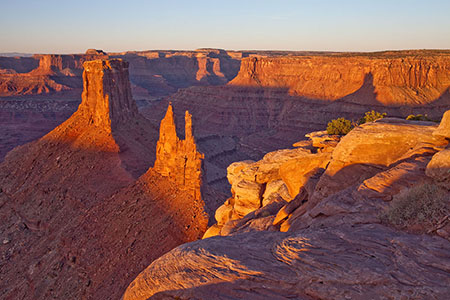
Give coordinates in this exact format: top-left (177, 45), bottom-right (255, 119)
top-left (406, 114), bottom-right (432, 121)
top-left (358, 110), bottom-right (387, 124)
top-left (326, 118), bottom-right (353, 135)
top-left (381, 183), bottom-right (449, 229)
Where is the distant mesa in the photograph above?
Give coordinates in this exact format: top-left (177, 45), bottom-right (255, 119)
top-left (85, 48), bottom-right (108, 55)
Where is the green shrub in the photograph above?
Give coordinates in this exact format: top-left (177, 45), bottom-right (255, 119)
top-left (381, 183), bottom-right (449, 229)
top-left (326, 118), bottom-right (353, 135)
top-left (406, 114), bottom-right (432, 121)
top-left (358, 110), bottom-right (387, 124)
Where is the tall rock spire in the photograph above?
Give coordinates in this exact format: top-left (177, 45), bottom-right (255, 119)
top-left (153, 103), bottom-right (204, 201)
top-left (44, 59), bottom-right (147, 154)
top-left (79, 59), bottom-right (138, 131)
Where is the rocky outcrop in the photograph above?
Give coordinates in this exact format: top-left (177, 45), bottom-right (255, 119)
top-left (79, 59), bottom-right (138, 129)
top-left (230, 51), bottom-right (450, 105)
top-left (153, 103), bottom-right (204, 201)
top-left (313, 118), bottom-right (448, 201)
top-left (123, 225), bottom-right (450, 300)
top-left (426, 148), bottom-right (450, 185)
top-left (433, 109), bottom-right (450, 139)
top-left (126, 110), bottom-right (450, 300)
top-left (0, 59), bottom-right (208, 299)
top-left (203, 134), bottom-right (335, 238)
top-left (42, 59), bottom-right (156, 166)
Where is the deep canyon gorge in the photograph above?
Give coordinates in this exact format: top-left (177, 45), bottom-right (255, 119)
top-left (0, 49), bottom-right (449, 299)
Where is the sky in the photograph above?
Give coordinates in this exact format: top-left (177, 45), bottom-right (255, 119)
top-left (1, 0), bottom-right (449, 54)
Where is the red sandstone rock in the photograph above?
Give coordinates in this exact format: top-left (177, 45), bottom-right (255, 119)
top-left (230, 52), bottom-right (450, 105)
top-left (433, 110), bottom-right (450, 139)
top-left (279, 152), bottom-right (331, 198)
top-left (125, 110), bottom-right (450, 300)
top-left (0, 59), bottom-right (207, 299)
top-left (123, 224), bottom-right (450, 300)
top-left (313, 118), bottom-right (447, 201)
top-left (426, 147), bottom-right (450, 187)
top-left (153, 104), bottom-right (204, 201)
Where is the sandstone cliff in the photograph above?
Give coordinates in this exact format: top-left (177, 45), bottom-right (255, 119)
top-left (0, 53), bottom-right (107, 97)
top-left (230, 51), bottom-right (450, 105)
top-left (0, 48), bottom-right (243, 98)
top-left (0, 59), bottom-right (207, 299)
top-left (124, 111), bottom-right (450, 300)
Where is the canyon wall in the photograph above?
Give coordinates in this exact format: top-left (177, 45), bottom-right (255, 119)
top-left (140, 50), bottom-right (450, 197)
top-left (0, 48), bottom-right (243, 161)
top-left (0, 48), bottom-right (243, 98)
top-left (0, 53), bottom-right (107, 96)
top-left (230, 51), bottom-right (450, 105)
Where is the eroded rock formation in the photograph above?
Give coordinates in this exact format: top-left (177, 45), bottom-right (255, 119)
top-left (124, 111), bottom-right (450, 300)
top-left (0, 59), bottom-right (207, 299)
top-left (153, 104), bottom-right (204, 201)
top-left (230, 52), bottom-right (450, 105)
top-left (202, 133), bottom-right (334, 238)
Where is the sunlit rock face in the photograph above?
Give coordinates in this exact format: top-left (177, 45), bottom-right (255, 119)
top-left (153, 104), bottom-right (204, 202)
top-left (0, 59), bottom-right (208, 300)
top-left (125, 110), bottom-right (450, 300)
top-left (79, 59), bottom-right (138, 130)
top-left (230, 53), bottom-right (450, 105)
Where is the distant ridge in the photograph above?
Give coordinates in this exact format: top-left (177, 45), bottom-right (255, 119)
top-left (0, 52), bottom-right (33, 57)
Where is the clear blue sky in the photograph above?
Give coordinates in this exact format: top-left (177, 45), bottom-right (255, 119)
top-left (1, 0), bottom-right (449, 53)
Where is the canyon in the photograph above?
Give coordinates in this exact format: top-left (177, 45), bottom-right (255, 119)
top-left (0, 59), bottom-right (207, 299)
top-left (125, 114), bottom-right (450, 300)
top-left (0, 50), bottom-right (449, 299)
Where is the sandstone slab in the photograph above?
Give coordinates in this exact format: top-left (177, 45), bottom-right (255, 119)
top-left (314, 118), bottom-right (447, 201)
top-left (280, 152), bottom-right (331, 198)
top-left (433, 110), bottom-right (450, 139)
top-left (123, 224), bottom-right (450, 300)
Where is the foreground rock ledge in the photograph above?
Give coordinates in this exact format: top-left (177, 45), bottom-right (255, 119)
top-left (123, 224), bottom-right (450, 300)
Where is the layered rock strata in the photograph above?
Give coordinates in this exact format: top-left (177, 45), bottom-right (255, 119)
top-left (230, 52), bottom-right (450, 105)
top-left (0, 59), bottom-right (207, 299)
top-left (125, 111), bottom-right (450, 300)
top-left (203, 133), bottom-right (335, 238)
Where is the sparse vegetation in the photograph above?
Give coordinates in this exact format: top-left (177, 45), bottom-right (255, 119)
top-left (406, 114), bottom-right (432, 121)
top-left (326, 117), bottom-right (353, 135)
top-left (381, 183), bottom-right (449, 230)
top-left (358, 110), bottom-right (387, 124)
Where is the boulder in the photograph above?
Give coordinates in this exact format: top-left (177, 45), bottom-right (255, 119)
top-left (273, 188), bottom-right (308, 226)
top-left (279, 152), bottom-right (331, 198)
top-left (433, 110), bottom-right (450, 139)
top-left (359, 156), bottom-right (431, 201)
top-left (305, 130), bottom-right (341, 151)
top-left (228, 148), bottom-right (312, 186)
top-left (202, 224), bottom-right (222, 239)
top-left (232, 180), bottom-right (263, 217)
top-left (262, 179), bottom-right (291, 206)
top-left (426, 147), bottom-right (450, 187)
top-left (215, 200), bottom-right (234, 225)
top-left (227, 160), bottom-right (255, 185)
